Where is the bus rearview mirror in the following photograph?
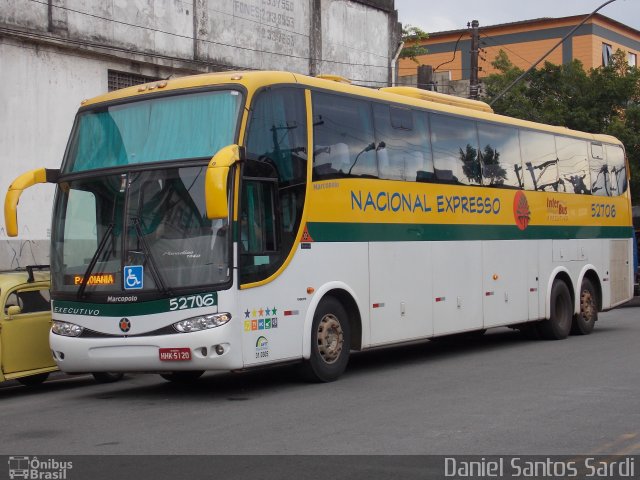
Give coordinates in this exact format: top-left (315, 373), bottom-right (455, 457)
top-left (4, 168), bottom-right (59, 237)
top-left (205, 145), bottom-right (243, 220)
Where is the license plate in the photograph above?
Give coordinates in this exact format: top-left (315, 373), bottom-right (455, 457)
top-left (159, 348), bottom-right (191, 361)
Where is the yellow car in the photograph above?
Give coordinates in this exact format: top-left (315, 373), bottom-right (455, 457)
top-left (0, 266), bottom-right (122, 386)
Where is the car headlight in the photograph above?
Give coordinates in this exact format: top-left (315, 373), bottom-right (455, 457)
top-left (172, 312), bottom-right (231, 333)
top-left (52, 320), bottom-right (84, 337)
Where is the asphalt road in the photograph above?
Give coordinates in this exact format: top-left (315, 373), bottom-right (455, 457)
top-left (1, 302), bottom-right (639, 456)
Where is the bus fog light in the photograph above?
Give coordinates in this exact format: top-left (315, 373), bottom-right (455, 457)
top-left (215, 344), bottom-right (225, 355)
top-left (52, 321), bottom-right (84, 337)
top-left (173, 312), bottom-right (232, 333)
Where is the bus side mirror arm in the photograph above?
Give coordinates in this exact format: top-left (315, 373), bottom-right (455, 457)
top-left (4, 168), bottom-right (59, 237)
top-left (205, 145), bottom-right (245, 220)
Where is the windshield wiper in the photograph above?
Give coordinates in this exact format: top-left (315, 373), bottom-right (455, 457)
top-left (77, 223), bottom-right (114, 299)
top-left (130, 216), bottom-right (173, 297)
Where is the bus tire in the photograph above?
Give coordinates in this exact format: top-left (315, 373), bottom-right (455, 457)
top-left (300, 296), bottom-right (350, 383)
top-left (160, 371), bottom-right (204, 383)
top-left (92, 372), bottom-right (124, 383)
top-left (17, 373), bottom-right (49, 386)
top-left (538, 280), bottom-right (572, 340)
top-left (571, 278), bottom-right (597, 335)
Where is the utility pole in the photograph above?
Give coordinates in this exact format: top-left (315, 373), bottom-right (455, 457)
top-left (469, 19), bottom-right (480, 100)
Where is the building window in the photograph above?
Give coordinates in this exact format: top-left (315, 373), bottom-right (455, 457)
top-left (602, 43), bottom-right (613, 66)
top-left (628, 52), bottom-right (637, 67)
top-left (107, 70), bottom-right (159, 92)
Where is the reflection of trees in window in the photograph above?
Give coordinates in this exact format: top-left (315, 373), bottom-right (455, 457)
top-left (480, 145), bottom-right (508, 186)
top-left (460, 144), bottom-right (481, 184)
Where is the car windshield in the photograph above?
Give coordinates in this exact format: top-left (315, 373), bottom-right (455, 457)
top-left (51, 167), bottom-right (230, 297)
top-left (63, 89), bottom-right (243, 173)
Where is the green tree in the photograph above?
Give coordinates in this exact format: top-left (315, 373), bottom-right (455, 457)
top-left (484, 49), bottom-right (640, 202)
top-left (400, 25), bottom-right (429, 63)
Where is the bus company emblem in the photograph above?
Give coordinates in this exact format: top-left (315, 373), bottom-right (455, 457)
top-left (513, 191), bottom-right (531, 231)
top-left (119, 318), bottom-right (131, 333)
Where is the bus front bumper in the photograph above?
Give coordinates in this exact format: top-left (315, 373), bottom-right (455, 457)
top-left (49, 327), bottom-right (243, 373)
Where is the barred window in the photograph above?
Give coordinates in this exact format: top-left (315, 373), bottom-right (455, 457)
top-left (107, 70), bottom-right (160, 92)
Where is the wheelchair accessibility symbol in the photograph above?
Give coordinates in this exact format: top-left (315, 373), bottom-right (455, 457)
top-left (124, 265), bottom-right (143, 290)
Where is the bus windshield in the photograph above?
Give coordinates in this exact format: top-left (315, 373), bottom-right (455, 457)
top-left (63, 89), bottom-right (243, 173)
top-left (51, 166), bottom-right (231, 297)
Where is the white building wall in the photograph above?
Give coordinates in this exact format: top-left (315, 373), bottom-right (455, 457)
top-left (0, 0), bottom-right (400, 268)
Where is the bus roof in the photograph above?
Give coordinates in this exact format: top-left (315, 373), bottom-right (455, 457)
top-left (80, 70), bottom-right (622, 147)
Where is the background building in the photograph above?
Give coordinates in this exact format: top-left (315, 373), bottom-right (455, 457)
top-left (0, 0), bottom-right (401, 268)
top-left (398, 13), bottom-right (640, 97)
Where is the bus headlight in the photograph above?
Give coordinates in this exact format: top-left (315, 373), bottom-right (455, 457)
top-left (52, 320), bottom-right (84, 337)
top-left (172, 312), bottom-right (232, 333)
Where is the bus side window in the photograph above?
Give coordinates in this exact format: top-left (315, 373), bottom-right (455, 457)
top-left (477, 123), bottom-right (522, 188)
top-left (556, 136), bottom-right (591, 194)
top-left (590, 143), bottom-right (611, 196)
top-left (520, 130), bottom-right (559, 192)
top-left (605, 144), bottom-right (627, 196)
top-left (373, 104), bottom-right (433, 182)
top-left (430, 113), bottom-right (480, 185)
top-left (312, 92), bottom-right (378, 179)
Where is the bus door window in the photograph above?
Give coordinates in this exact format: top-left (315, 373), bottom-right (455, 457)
top-left (243, 87), bottom-right (308, 283)
top-left (590, 143), bottom-right (611, 196)
top-left (312, 92), bottom-right (378, 179)
top-left (605, 144), bottom-right (627, 195)
top-left (372, 104), bottom-right (433, 182)
top-left (429, 113), bottom-right (480, 185)
top-left (477, 123), bottom-right (522, 188)
top-left (520, 130), bottom-right (559, 191)
top-left (556, 136), bottom-right (590, 194)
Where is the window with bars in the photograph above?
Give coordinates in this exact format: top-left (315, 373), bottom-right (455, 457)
top-left (107, 70), bottom-right (160, 92)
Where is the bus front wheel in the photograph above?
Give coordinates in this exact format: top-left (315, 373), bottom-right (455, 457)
top-left (571, 278), bottom-right (597, 335)
top-left (300, 297), bottom-right (351, 382)
top-left (538, 280), bottom-right (573, 340)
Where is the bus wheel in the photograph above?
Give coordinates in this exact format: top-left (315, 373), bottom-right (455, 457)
top-left (538, 280), bottom-right (572, 340)
top-left (160, 371), bottom-right (204, 383)
top-left (92, 372), bottom-right (124, 383)
top-left (571, 278), bottom-right (597, 335)
top-left (17, 373), bottom-right (49, 387)
top-left (300, 297), bottom-right (351, 382)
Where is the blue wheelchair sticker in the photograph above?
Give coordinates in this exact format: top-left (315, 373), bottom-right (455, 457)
top-left (124, 265), bottom-right (144, 290)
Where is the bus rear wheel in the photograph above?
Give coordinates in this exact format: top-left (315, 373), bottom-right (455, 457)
top-left (571, 278), bottom-right (597, 335)
top-left (300, 297), bottom-right (350, 382)
top-left (538, 280), bottom-right (572, 340)
top-left (160, 371), bottom-right (204, 384)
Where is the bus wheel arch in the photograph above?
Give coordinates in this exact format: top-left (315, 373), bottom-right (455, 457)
top-left (300, 286), bottom-right (362, 382)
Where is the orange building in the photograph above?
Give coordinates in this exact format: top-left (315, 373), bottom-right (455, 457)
top-left (399, 13), bottom-right (640, 86)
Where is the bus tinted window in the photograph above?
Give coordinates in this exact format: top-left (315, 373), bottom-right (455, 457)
top-left (312, 92), bottom-right (377, 179)
top-left (606, 144), bottom-right (627, 196)
top-left (373, 104), bottom-right (433, 182)
top-left (477, 123), bottom-right (522, 188)
top-left (590, 143), bottom-right (611, 196)
top-left (556, 136), bottom-right (590, 194)
top-left (430, 113), bottom-right (480, 185)
top-left (520, 130), bottom-right (559, 191)
top-left (246, 88), bottom-right (307, 186)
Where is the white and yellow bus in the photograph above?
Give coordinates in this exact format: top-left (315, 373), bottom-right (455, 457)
top-left (5, 71), bottom-right (634, 382)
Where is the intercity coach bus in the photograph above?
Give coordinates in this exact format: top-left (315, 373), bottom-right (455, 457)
top-left (5, 71), bottom-right (634, 382)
